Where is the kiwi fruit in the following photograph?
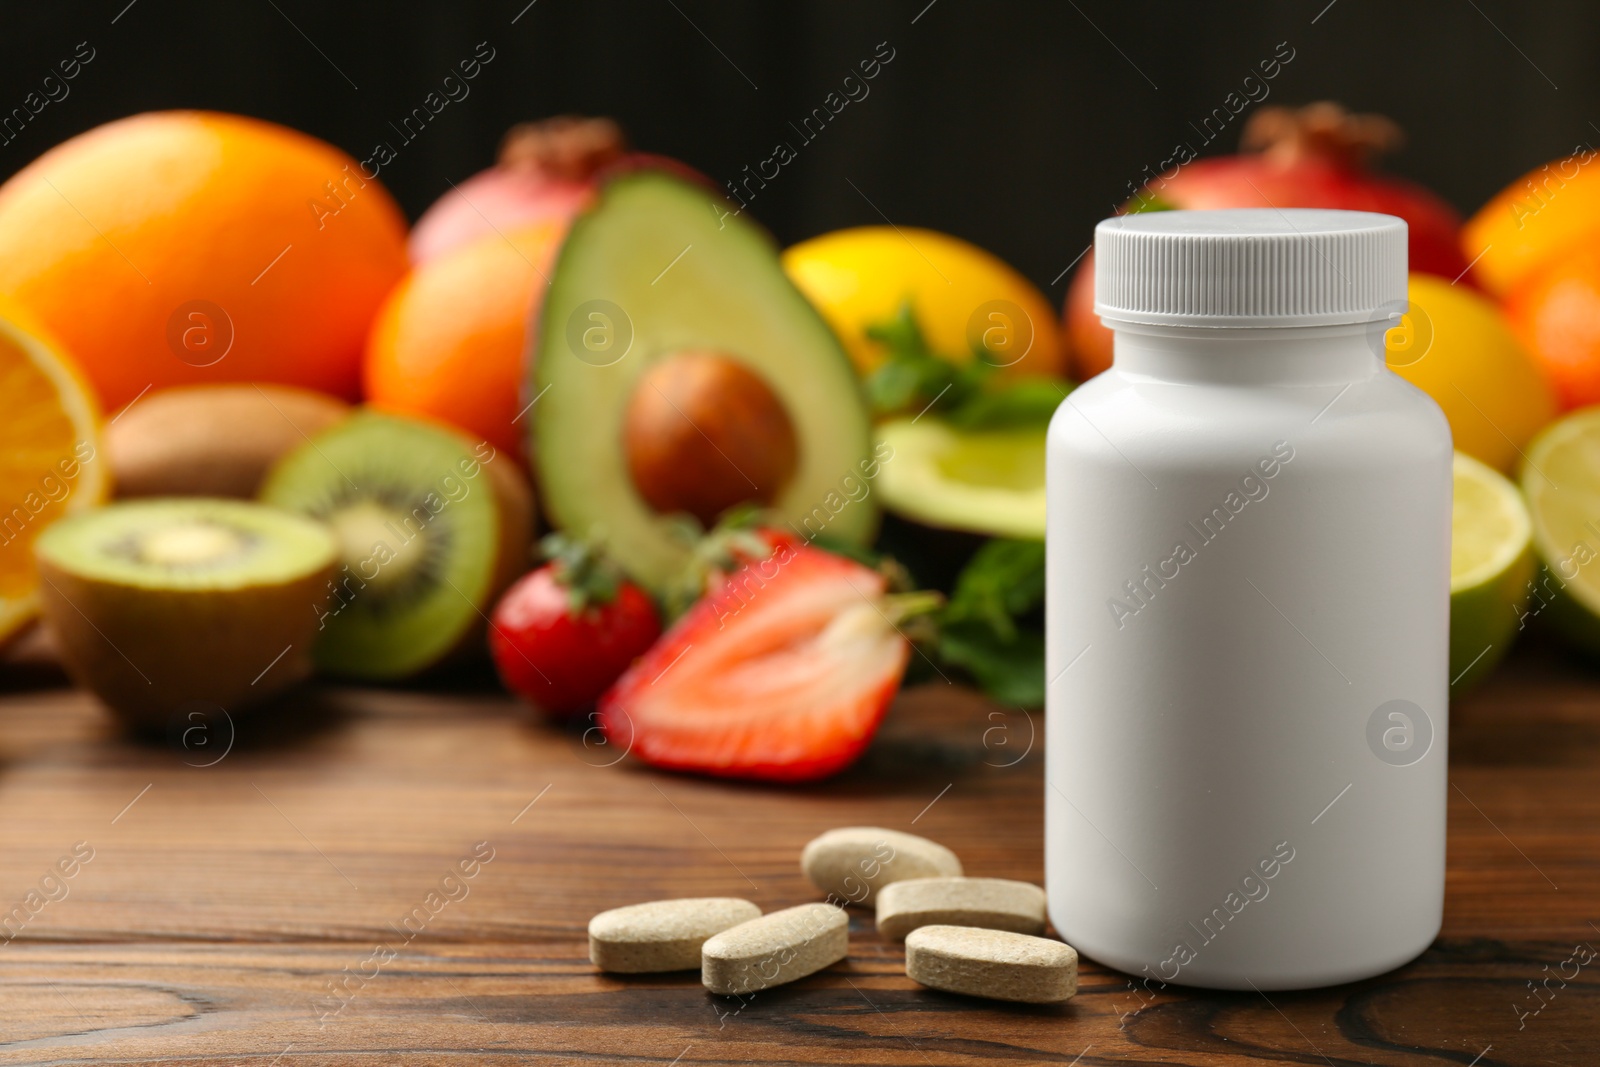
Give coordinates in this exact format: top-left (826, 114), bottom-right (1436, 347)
top-left (259, 410), bottom-right (534, 679)
top-left (34, 498), bottom-right (337, 728)
top-left (108, 383), bottom-right (351, 499)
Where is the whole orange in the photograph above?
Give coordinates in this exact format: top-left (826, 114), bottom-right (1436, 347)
top-left (1505, 246), bottom-right (1600, 410)
top-left (0, 111), bottom-right (408, 412)
top-left (364, 222), bottom-right (564, 459)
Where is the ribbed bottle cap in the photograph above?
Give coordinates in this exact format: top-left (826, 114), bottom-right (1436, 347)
top-left (1094, 208), bottom-right (1408, 328)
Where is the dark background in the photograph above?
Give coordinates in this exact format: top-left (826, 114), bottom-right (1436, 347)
top-left (3, 0), bottom-right (1597, 296)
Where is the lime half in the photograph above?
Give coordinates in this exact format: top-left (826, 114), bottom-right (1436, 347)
top-left (1452, 451), bottom-right (1534, 693)
top-left (1521, 409), bottom-right (1600, 657)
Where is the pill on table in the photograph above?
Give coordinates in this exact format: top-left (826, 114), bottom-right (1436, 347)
top-left (701, 902), bottom-right (848, 995)
top-left (588, 897), bottom-right (761, 973)
top-left (800, 827), bottom-right (963, 905)
top-left (875, 877), bottom-right (1048, 940)
top-left (904, 925), bottom-right (1078, 1004)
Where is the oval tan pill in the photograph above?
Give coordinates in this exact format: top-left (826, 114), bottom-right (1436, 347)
top-left (701, 902), bottom-right (848, 995)
top-left (800, 827), bottom-right (962, 905)
top-left (876, 877), bottom-right (1047, 940)
top-left (589, 897), bottom-right (760, 973)
top-left (905, 925), bottom-right (1077, 1004)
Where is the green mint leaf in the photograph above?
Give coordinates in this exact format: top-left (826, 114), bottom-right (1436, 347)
top-left (932, 539), bottom-right (1047, 706)
top-left (863, 301), bottom-right (974, 419)
top-left (863, 302), bottom-right (1073, 428)
top-left (946, 378), bottom-right (1071, 430)
top-left (863, 299), bottom-right (929, 352)
top-left (944, 538), bottom-right (1046, 630)
top-left (865, 357), bottom-right (936, 416)
top-left (938, 621), bottom-right (1045, 708)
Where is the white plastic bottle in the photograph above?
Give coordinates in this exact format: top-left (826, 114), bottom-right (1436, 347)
top-left (1045, 209), bottom-right (1451, 990)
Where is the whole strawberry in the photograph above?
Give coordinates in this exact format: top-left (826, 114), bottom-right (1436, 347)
top-left (490, 535), bottom-right (660, 717)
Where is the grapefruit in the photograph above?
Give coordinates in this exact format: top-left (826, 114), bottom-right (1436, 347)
top-left (1504, 245), bottom-right (1600, 411)
top-left (1463, 148), bottom-right (1600, 297)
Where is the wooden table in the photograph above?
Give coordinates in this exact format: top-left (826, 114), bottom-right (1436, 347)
top-left (0, 631), bottom-right (1594, 1066)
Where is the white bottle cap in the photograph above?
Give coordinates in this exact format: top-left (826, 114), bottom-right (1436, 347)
top-left (1094, 208), bottom-right (1408, 328)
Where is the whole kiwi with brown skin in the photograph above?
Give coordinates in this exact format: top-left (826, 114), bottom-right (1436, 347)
top-left (107, 383), bottom-right (351, 499)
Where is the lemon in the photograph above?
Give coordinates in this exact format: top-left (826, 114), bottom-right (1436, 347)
top-left (783, 226), bottom-right (1066, 381)
top-left (1450, 451), bottom-right (1535, 693)
top-left (1519, 408), bottom-right (1600, 656)
top-left (1387, 274), bottom-right (1556, 475)
top-left (873, 417), bottom-right (1045, 540)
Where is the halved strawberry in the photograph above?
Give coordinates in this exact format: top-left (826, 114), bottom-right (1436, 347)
top-left (598, 544), bottom-right (913, 782)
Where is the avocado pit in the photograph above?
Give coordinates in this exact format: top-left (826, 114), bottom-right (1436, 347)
top-left (623, 350), bottom-right (799, 528)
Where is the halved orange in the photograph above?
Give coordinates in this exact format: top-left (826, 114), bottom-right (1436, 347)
top-left (0, 300), bottom-right (107, 647)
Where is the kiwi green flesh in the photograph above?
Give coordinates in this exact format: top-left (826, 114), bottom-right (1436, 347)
top-left (531, 169), bottom-right (875, 592)
top-left (32, 498), bottom-right (336, 727)
top-left (258, 411), bottom-right (500, 680)
top-left (34, 498), bottom-right (336, 589)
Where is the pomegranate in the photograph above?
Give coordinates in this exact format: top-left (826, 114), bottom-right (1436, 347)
top-left (1066, 102), bottom-right (1470, 381)
top-left (408, 116), bottom-right (626, 265)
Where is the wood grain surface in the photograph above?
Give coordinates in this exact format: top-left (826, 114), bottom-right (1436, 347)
top-left (0, 631), bottom-right (1595, 1066)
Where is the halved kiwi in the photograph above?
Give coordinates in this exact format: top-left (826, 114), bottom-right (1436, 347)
top-left (34, 498), bottom-right (337, 727)
top-left (259, 411), bottom-right (534, 679)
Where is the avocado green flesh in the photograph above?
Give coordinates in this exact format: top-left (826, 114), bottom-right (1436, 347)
top-left (532, 170), bottom-right (875, 591)
top-left (874, 417), bottom-right (1046, 540)
top-left (259, 412), bottom-right (499, 680)
top-left (34, 498), bottom-right (335, 589)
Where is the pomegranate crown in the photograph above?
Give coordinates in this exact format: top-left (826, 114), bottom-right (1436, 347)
top-left (1241, 101), bottom-right (1403, 169)
top-left (498, 115), bottom-right (627, 180)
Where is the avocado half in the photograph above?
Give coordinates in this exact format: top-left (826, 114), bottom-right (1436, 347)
top-left (874, 416), bottom-right (1046, 541)
top-left (530, 169), bottom-right (874, 590)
